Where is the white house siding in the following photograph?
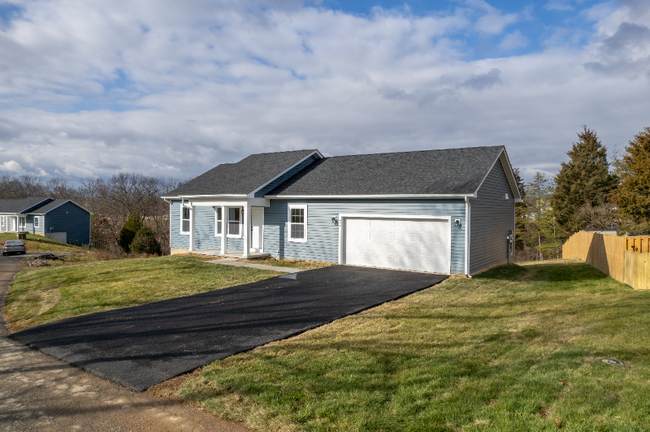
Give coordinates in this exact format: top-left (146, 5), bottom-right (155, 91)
top-left (170, 201), bottom-right (243, 251)
top-left (469, 161), bottom-right (516, 274)
top-left (263, 199), bottom-right (467, 274)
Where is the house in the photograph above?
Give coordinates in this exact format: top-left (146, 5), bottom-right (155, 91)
top-left (0, 197), bottom-right (91, 245)
top-left (162, 146), bottom-right (522, 276)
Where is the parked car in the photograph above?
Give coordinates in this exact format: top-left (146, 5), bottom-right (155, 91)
top-left (2, 240), bottom-right (26, 256)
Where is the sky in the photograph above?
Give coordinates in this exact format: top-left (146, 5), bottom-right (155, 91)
top-left (0, 0), bottom-right (649, 184)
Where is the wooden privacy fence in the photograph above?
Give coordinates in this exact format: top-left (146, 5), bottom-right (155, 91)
top-left (626, 236), bottom-right (650, 253)
top-left (562, 231), bottom-right (649, 290)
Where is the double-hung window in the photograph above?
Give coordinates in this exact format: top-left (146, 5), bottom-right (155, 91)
top-left (228, 208), bottom-right (241, 237)
top-left (215, 208), bottom-right (222, 235)
top-left (18, 216), bottom-right (26, 230)
top-left (180, 202), bottom-right (191, 234)
top-left (288, 205), bottom-right (307, 242)
top-left (34, 216), bottom-right (40, 229)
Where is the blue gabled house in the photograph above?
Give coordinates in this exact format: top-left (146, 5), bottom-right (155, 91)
top-left (162, 146), bottom-right (522, 276)
top-left (0, 197), bottom-right (91, 245)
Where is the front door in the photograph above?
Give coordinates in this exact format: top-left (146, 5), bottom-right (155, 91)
top-left (251, 207), bottom-right (264, 253)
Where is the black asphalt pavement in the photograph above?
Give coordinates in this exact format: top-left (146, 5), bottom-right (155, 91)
top-left (11, 265), bottom-right (447, 391)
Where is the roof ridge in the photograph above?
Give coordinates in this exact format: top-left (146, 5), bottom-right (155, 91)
top-left (323, 145), bottom-right (504, 160)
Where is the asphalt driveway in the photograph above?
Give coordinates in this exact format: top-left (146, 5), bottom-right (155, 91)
top-left (11, 265), bottom-right (447, 391)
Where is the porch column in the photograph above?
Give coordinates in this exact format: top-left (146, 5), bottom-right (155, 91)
top-left (220, 206), bottom-right (227, 254)
top-left (189, 205), bottom-right (195, 252)
top-left (243, 202), bottom-right (251, 258)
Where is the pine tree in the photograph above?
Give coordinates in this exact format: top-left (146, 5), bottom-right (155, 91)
top-left (611, 127), bottom-right (650, 234)
top-left (551, 126), bottom-right (616, 237)
top-left (513, 167), bottom-right (527, 251)
top-left (130, 225), bottom-right (162, 255)
top-left (118, 210), bottom-right (143, 253)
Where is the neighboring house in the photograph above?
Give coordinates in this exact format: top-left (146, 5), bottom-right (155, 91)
top-left (162, 146), bottom-right (522, 276)
top-left (0, 197), bottom-right (91, 245)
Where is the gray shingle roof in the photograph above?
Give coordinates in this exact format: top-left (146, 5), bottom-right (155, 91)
top-left (0, 197), bottom-right (52, 214)
top-left (269, 146), bottom-right (505, 196)
top-left (30, 199), bottom-right (90, 214)
top-left (165, 149), bottom-right (319, 197)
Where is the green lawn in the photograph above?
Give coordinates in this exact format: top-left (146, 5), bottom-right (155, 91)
top-left (5, 255), bottom-right (282, 332)
top-left (0, 232), bottom-right (78, 253)
top-left (165, 262), bottom-right (650, 431)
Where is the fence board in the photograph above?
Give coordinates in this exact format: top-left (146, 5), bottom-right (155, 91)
top-left (562, 231), bottom-right (649, 289)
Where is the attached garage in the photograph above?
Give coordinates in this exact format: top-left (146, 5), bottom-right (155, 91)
top-left (341, 215), bottom-right (451, 274)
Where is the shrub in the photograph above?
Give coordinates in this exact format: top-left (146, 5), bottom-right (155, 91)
top-left (118, 210), bottom-right (143, 253)
top-left (130, 225), bottom-right (162, 256)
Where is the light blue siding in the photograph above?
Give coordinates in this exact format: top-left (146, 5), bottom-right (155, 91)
top-left (170, 200), bottom-right (244, 251)
top-left (23, 215), bottom-right (44, 234)
top-left (170, 200), bottom-right (189, 249)
top-left (264, 199), bottom-right (467, 274)
top-left (469, 161), bottom-right (516, 274)
top-left (254, 155), bottom-right (318, 197)
top-left (43, 202), bottom-right (90, 245)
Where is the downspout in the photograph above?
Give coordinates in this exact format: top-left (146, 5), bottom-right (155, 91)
top-left (465, 197), bottom-right (472, 278)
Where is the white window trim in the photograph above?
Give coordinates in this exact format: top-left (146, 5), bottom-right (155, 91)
top-left (214, 207), bottom-right (223, 237)
top-left (18, 216), bottom-right (26, 230)
top-left (288, 204), bottom-right (308, 243)
top-left (180, 202), bottom-right (191, 235)
top-left (34, 216), bottom-right (40, 229)
top-left (227, 207), bottom-right (243, 238)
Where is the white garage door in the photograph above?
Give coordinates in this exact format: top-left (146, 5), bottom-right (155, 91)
top-left (344, 217), bottom-right (450, 274)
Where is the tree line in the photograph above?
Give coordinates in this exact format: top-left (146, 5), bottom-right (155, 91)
top-left (515, 126), bottom-right (650, 261)
top-left (0, 173), bottom-right (182, 255)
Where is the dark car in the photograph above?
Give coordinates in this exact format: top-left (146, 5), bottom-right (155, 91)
top-left (2, 240), bottom-right (26, 256)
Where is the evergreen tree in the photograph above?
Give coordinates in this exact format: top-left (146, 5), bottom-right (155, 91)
top-left (551, 126), bottom-right (616, 237)
top-left (118, 210), bottom-right (143, 253)
top-left (611, 127), bottom-right (650, 234)
top-left (513, 168), bottom-right (527, 251)
top-left (130, 225), bottom-right (162, 255)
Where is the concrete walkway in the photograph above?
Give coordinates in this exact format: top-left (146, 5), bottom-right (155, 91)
top-left (0, 255), bottom-right (252, 432)
top-left (207, 258), bottom-right (303, 273)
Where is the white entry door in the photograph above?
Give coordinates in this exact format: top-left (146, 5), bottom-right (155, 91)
top-left (251, 207), bottom-right (264, 253)
top-left (343, 216), bottom-right (451, 274)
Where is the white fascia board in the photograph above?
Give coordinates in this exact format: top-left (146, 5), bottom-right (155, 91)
top-left (265, 194), bottom-right (474, 200)
top-left (186, 198), bottom-right (270, 207)
top-left (247, 150), bottom-right (324, 198)
top-left (15, 197), bottom-right (53, 214)
top-left (472, 148), bottom-right (523, 201)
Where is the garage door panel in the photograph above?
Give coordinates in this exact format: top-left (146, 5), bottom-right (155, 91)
top-left (344, 217), bottom-right (450, 274)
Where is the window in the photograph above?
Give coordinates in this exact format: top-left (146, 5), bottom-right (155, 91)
top-left (0, 216), bottom-right (4, 228)
top-left (19, 216), bottom-right (26, 230)
top-left (228, 207), bottom-right (241, 237)
top-left (181, 204), bottom-right (191, 234)
top-left (288, 205), bottom-right (307, 242)
top-left (34, 216), bottom-right (40, 228)
top-left (215, 207), bottom-right (222, 235)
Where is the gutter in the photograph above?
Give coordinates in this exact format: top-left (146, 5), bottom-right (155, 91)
top-left (465, 197), bottom-right (472, 278)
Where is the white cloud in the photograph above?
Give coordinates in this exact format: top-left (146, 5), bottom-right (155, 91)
top-left (0, 0), bottom-right (647, 184)
top-left (499, 30), bottom-right (530, 50)
top-left (0, 160), bottom-right (26, 174)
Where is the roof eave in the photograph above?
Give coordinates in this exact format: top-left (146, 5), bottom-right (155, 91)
top-left (264, 193), bottom-right (476, 199)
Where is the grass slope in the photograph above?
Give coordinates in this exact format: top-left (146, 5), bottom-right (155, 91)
top-left (0, 233), bottom-right (78, 253)
top-left (5, 255), bottom-right (282, 332)
top-left (168, 262), bottom-right (650, 431)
